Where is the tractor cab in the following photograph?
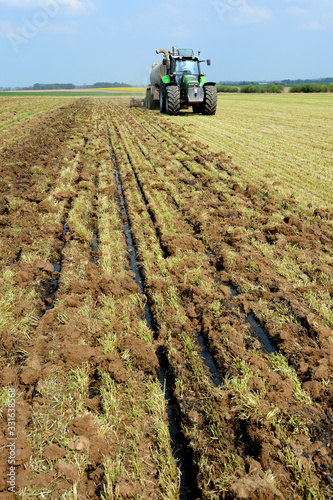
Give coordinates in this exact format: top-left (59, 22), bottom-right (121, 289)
top-left (169, 54), bottom-right (202, 104)
top-left (170, 51), bottom-right (201, 87)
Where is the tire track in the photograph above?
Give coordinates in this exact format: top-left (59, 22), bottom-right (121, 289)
top-left (111, 104), bottom-right (278, 357)
top-left (103, 101), bottom-right (333, 499)
top-left (118, 104), bottom-right (333, 355)
top-left (106, 110), bottom-right (228, 498)
top-left (0, 98), bottom-right (332, 499)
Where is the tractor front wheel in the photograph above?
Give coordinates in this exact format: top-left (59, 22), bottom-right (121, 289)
top-left (203, 85), bottom-right (217, 115)
top-left (166, 86), bottom-right (180, 116)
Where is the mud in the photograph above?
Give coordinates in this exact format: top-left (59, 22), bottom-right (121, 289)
top-left (0, 97), bottom-right (332, 499)
top-left (105, 101), bottom-right (333, 499)
top-left (115, 153), bottom-right (195, 498)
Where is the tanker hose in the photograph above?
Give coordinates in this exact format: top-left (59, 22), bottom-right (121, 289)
top-left (156, 49), bottom-right (168, 56)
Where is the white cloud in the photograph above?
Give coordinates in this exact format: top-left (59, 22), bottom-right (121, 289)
top-left (163, 3), bottom-right (182, 16)
top-left (0, 20), bottom-right (15, 37)
top-left (230, 4), bottom-right (272, 24)
top-left (286, 0), bottom-right (333, 3)
top-left (169, 24), bottom-right (192, 38)
top-left (0, 0), bottom-right (93, 11)
top-left (285, 1), bottom-right (331, 29)
top-left (298, 21), bottom-right (326, 29)
top-left (60, 0), bottom-right (93, 11)
top-left (0, 17), bottom-right (75, 39)
top-left (211, 0), bottom-right (272, 25)
top-left (286, 6), bottom-right (306, 14)
top-left (43, 21), bottom-right (76, 34)
top-left (0, 0), bottom-right (84, 52)
top-left (0, 0), bottom-right (34, 4)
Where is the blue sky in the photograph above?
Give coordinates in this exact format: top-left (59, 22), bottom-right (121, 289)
top-left (0, 0), bottom-right (332, 87)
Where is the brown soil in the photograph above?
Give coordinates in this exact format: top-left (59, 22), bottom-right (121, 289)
top-left (0, 97), bottom-right (332, 499)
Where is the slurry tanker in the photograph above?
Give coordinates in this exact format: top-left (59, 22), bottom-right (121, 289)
top-left (145, 46), bottom-right (217, 115)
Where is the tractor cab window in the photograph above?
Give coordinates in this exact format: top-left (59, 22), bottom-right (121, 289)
top-left (174, 60), bottom-right (199, 77)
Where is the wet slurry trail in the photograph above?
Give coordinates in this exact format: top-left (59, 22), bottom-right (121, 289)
top-left (114, 157), bottom-right (196, 499)
top-left (0, 97), bottom-right (332, 499)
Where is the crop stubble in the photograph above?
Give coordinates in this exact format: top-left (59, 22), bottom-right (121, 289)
top-left (0, 97), bottom-right (332, 499)
top-left (176, 94), bottom-right (333, 212)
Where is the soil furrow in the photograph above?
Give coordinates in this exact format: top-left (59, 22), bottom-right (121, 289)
top-left (115, 105), bottom-right (330, 376)
top-left (105, 101), bottom-right (332, 500)
top-left (106, 107), bottom-right (236, 497)
top-left (114, 157), bottom-right (195, 499)
top-left (105, 105), bottom-right (297, 498)
top-left (1, 98), bottom-right (332, 500)
top-left (1, 104), bottom-right (180, 498)
top-left (111, 105), bottom-right (278, 358)
top-left (106, 114), bottom-right (202, 497)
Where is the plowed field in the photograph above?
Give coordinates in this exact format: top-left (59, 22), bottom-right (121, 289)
top-left (0, 97), bottom-right (332, 499)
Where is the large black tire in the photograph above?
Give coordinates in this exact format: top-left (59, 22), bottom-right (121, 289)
top-left (203, 85), bottom-right (217, 115)
top-left (166, 86), bottom-right (180, 115)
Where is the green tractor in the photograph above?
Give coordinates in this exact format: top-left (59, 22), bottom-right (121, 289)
top-left (145, 46), bottom-right (217, 116)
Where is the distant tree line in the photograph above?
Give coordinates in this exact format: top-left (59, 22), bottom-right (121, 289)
top-left (216, 85), bottom-right (239, 93)
top-left (240, 84), bottom-right (283, 93)
top-left (89, 82), bottom-right (132, 88)
top-left (217, 78), bottom-right (333, 88)
top-left (216, 82), bottom-right (333, 93)
top-left (282, 78), bottom-right (333, 86)
top-left (2, 79), bottom-right (333, 93)
top-left (218, 81), bottom-right (263, 86)
top-left (23, 83), bottom-right (76, 90)
top-left (216, 84), bottom-right (284, 93)
top-left (4, 82), bottom-right (134, 91)
top-left (290, 82), bottom-right (333, 93)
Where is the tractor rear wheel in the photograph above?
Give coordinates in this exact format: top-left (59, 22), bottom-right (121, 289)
top-left (203, 85), bottom-right (217, 115)
top-left (166, 86), bottom-right (180, 115)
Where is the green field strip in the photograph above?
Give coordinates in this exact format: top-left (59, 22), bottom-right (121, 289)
top-left (0, 92), bottom-right (144, 97)
top-left (174, 94), bottom-right (333, 211)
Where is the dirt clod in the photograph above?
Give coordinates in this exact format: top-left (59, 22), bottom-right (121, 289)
top-left (43, 445), bottom-right (67, 460)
